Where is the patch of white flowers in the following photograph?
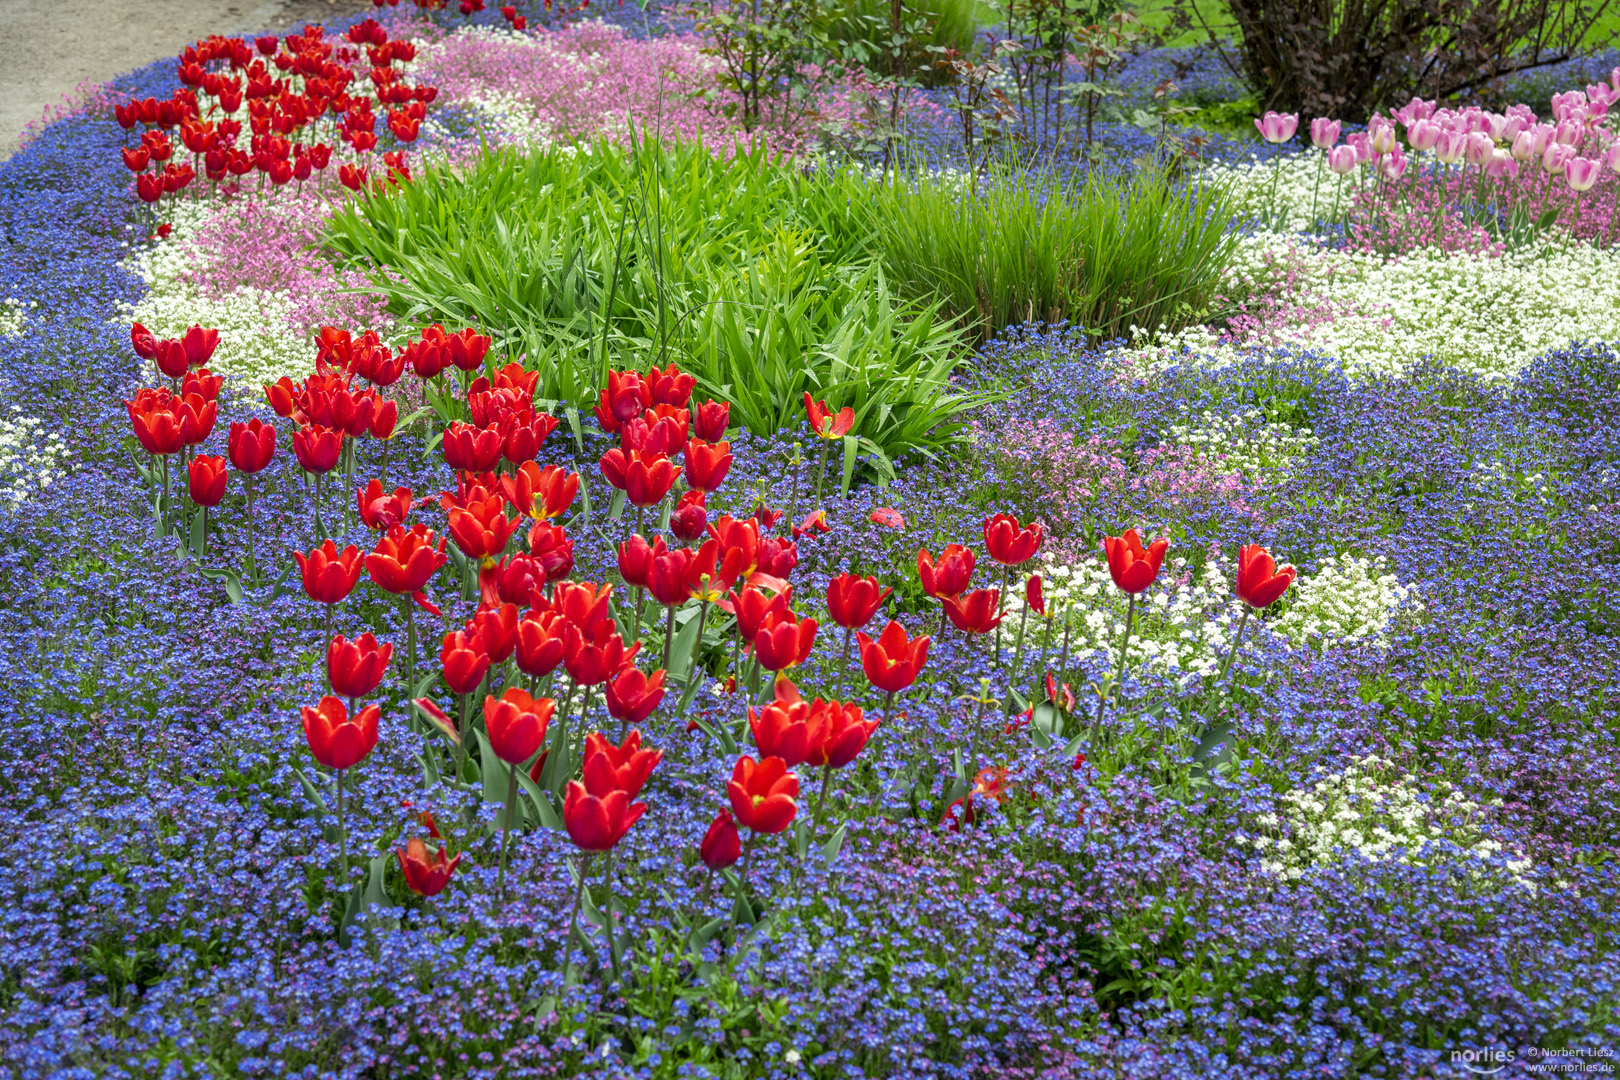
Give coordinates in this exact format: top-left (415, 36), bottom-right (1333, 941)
top-left (1004, 548), bottom-right (1420, 684)
top-left (0, 406), bottom-right (71, 506)
top-left (1243, 755), bottom-right (1535, 891)
top-left (120, 206), bottom-right (312, 386)
top-left (1202, 149), bottom-right (1349, 234)
top-left (0, 298), bottom-right (28, 337)
top-left (1111, 153), bottom-right (1620, 382)
top-left (1165, 407), bottom-right (1319, 483)
top-left (1270, 553), bottom-right (1422, 650)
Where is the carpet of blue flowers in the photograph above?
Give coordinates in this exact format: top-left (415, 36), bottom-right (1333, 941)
top-left (1, 7), bottom-right (1617, 1080)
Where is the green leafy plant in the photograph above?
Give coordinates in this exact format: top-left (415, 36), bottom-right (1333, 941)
top-left (805, 161), bottom-right (1242, 343)
top-left (323, 137), bottom-right (986, 471)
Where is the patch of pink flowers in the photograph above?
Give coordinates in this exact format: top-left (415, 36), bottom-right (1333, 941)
top-left (177, 185), bottom-right (395, 336)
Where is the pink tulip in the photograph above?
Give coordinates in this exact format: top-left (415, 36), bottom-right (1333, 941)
top-left (1407, 119), bottom-right (1442, 152)
top-left (1310, 117), bottom-right (1341, 149)
top-left (1348, 131), bottom-right (1375, 164)
top-left (1254, 111), bottom-right (1298, 143)
top-left (1327, 145), bottom-right (1359, 175)
top-left (1368, 118), bottom-right (1397, 155)
top-left (1484, 151), bottom-right (1519, 180)
top-left (1542, 143), bottom-right (1575, 176)
top-left (1511, 131), bottom-right (1539, 162)
top-left (1604, 142), bottom-right (1620, 175)
top-left (1434, 131), bottom-right (1467, 165)
top-left (1465, 132), bottom-right (1495, 167)
top-left (1566, 156), bottom-right (1602, 192)
top-left (1380, 147), bottom-right (1408, 180)
top-left (1529, 124), bottom-right (1555, 156)
top-left (1554, 119), bottom-right (1585, 146)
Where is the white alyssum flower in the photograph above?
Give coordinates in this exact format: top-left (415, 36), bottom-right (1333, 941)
top-left (1241, 754), bottom-right (1536, 891)
top-left (0, 406), bottom-right (71, 505)
top-left (1270, 553), bottom-right (1421, 650)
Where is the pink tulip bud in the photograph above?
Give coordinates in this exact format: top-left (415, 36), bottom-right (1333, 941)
top-left (1310, 117), bottom-right (1340, 149)
top-left (1407, 119), bottom-right (1441, 152)
top-left (1542, 143), bottom-right (1575, 176)
top-left (1511, 130), bottom-right (1539, 162)
top-left (1566, 156), bottom-right (1602, 192)
top-left (1465, 131), bottom-right (1495, 167)
top-left (1254, 111), bottom-right (1298, 143)
top-left (1484, 150), bottom-right (1519, 180)
top-left (1434, 131), bottom-right (1467, 165)
top-left (1327, 145), bottom-right (1359, 175)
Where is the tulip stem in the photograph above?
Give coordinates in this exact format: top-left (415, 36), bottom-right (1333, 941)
top-left (884, 689), bottom-right (897, 728)
top-left (813, 437), bottom-right (830, 508)
top-left (199, 506), bottom-right (208, 560)
top-left (497, 766), bottom-right (518, 903)
top-left (402, 596), bottom-right (417, 690)
top-left (1012, 597), bottom-right (1031, 682)
top-left (1094, 593), bottom-right (1136, 737)
top-left (1215, 606), bottom-right (1251, 691)
top-left (836, 625), bottom-right (853, 700)
top-left (324, 605), bottom-right (334, 684)
top-left (380, 436), bottom-right (391, 487)
top-left (313, 472), bottom-right (323, 542)
top-left (456, 692), bottom-right (470, 783)
top-left (661, 603), bottom-right (677, 671)
top-left (160, 454), bottom-right (172, 538)
top-left (809, 762), bottom-right (834, 849)
top-left (336, 767), bottom-right (350, 890)
top-left (996, 566), bottom-right (1012, 668)
top-left (245, 477), bottom-right (258, 586)
top-left (601, 850), bottom-right (623, 987)
top-left (561, 856), bottom-right (587, 984)
top-left (688, 599), bottom-right (710, 678)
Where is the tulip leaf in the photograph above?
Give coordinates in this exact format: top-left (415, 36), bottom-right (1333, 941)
top-left (820, 823), bottom-right (847, 863)
top-left (291, 764), bottom-right (328, 814)
top-left (473, 730), bottom-right (508, 823)
top-left (1193, 719), bottom-right (1233, 767)
top-left (400, 406), bottom-right (437, 429)
top-left (564, 406), bottom-right (584, 455)
top-left (198, 567), bottom-right (243, 605)
top-left (515, 765), bottom-right (560, 831)
top-left (840, 434), bottom-right (859, 496)
top-left (1029, 724), bottom-right (1052, 750)
top-left (792, 818), bottom-right (811, 860)
top-left (1061, 731), bottom-right (1088, 759)
top-left (364, 853), bottom-right (390, 910)
top-left (268, 562), bottom-right (295, 602)
top-left (607, 488), bottom-right (626, 522)
top-left (667, 610), bottom-right (704, 680)
top-left (416, 751), bottom-right (442, 789)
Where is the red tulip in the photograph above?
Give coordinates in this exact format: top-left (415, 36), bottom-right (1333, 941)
top-left (447, 494), bottom-right (522, 561)
top-left (447, 328), bottom-right (489, 371)
top-left (684, 537), bottom-right (746, 603)
top-left (620, 413), bottom-right (685, 457)
top-left (369, 399), bottom-right (399, 440)
top-left (1236, 544), bottom-right (1296, 609)
top-left (227, 418), bottom-right (276, 473)
top-left (917, 544), bottom-right (974, 598)
top-left (562, 620), bottom-right (640, 686)
top-left (398, 835), bottom-right (461, 896)
top-left (604, 666), bottom-right (666, 726)
top-left (443, 421), bottom-right (503, 473)
top-left (646, 547), bottom-right (696, 607)
top-left (500, 461), bottom-right (577, 520)
top-left (484, 687), bottom-right (555, 765)
top-left (593, 370), bottom-right (644, 433)
top-left (748, 679), bottom-right (813, 766)
top-left (618, 533), bottom-right (668, 589)
top-left (803, 392), bottom-right (853, 439)
top-left (804, 697), bottom-right (877, 769)
top-left (130, 322), bottom-right (159, 360)
top-left (515, 608), bottom-right (566, 677)
top-left (180, 369), bottom-right (221, 402)
top-left (1026, 574), bottom-right (1047, 616)
top-left (490, 552), bottom-right (544, 608)
top-left (441, 628), bottom-right (490, 695)
top-left (187, 454), bottom-right (227, 507)
top-left (292, 424), bottom-right (343, 474)
top-left (470, 602), bottom-right (520, 663)
top-left (122, 146), bottom-right (150, 172)
top-left (1104, 529), bottom-right (1168, 595)
top-left (642, 362), bottom-right (695, 408)
top-left (581, 729), bottom-right (663, 798)
top-left (857, 620), bottom-right (930, 694)
top-left (730, 582), bottom-right (792, 643)
top-left (300, 695), bottom-right (380, 770)
top-left (726, 754), bottom-right (798, 834)
top-left (526, 521), bottom-right (574, 581)
top-left (983, 513), bottom-right (1043, 565)
top-left (684, 438), bottom-right (732, 492)
top-left (552, 580), bottom-right (614, 631)
top-left (692, 399), bottom-right (729, 442)
top-left (180, 325), bottom-right (220, 369)
top-left (563, 769), bottom-right (645, 852)
top-left (295, 540), bottom-right (363, 604)
top-left (699, 809), bottom-right (741, 870)
top-left (600, 448), bottom-right (681, 507)
top-left (124, 389), bottom-right (185, 456)
top-left (869, 507), bottom-right (905, 529)
top-left (328, 632), bottom-right (393, 698)
top-left (757, 536), bottom-right (798, 579)
top-left (941, 588), bottom-right (1003, 634)
top-left (754, 609), bottom-right (818, 672)
top-left (358, 479), bottom-right (413, 531)
top-left (670, 489), bottom-right (707, 541)
top-left (826, 573), bottom-right (891, 630)
top-left (367, 524), bottom-right (447, 594)
top-left (705, 515), bottom-right (760, 576)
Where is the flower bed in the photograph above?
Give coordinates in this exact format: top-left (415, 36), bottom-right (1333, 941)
top-left (0, 6), bottom-right (1617, 1079)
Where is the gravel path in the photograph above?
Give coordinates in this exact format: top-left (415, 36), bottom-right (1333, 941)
top-left (1, 0), bottom-right (375, 160)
